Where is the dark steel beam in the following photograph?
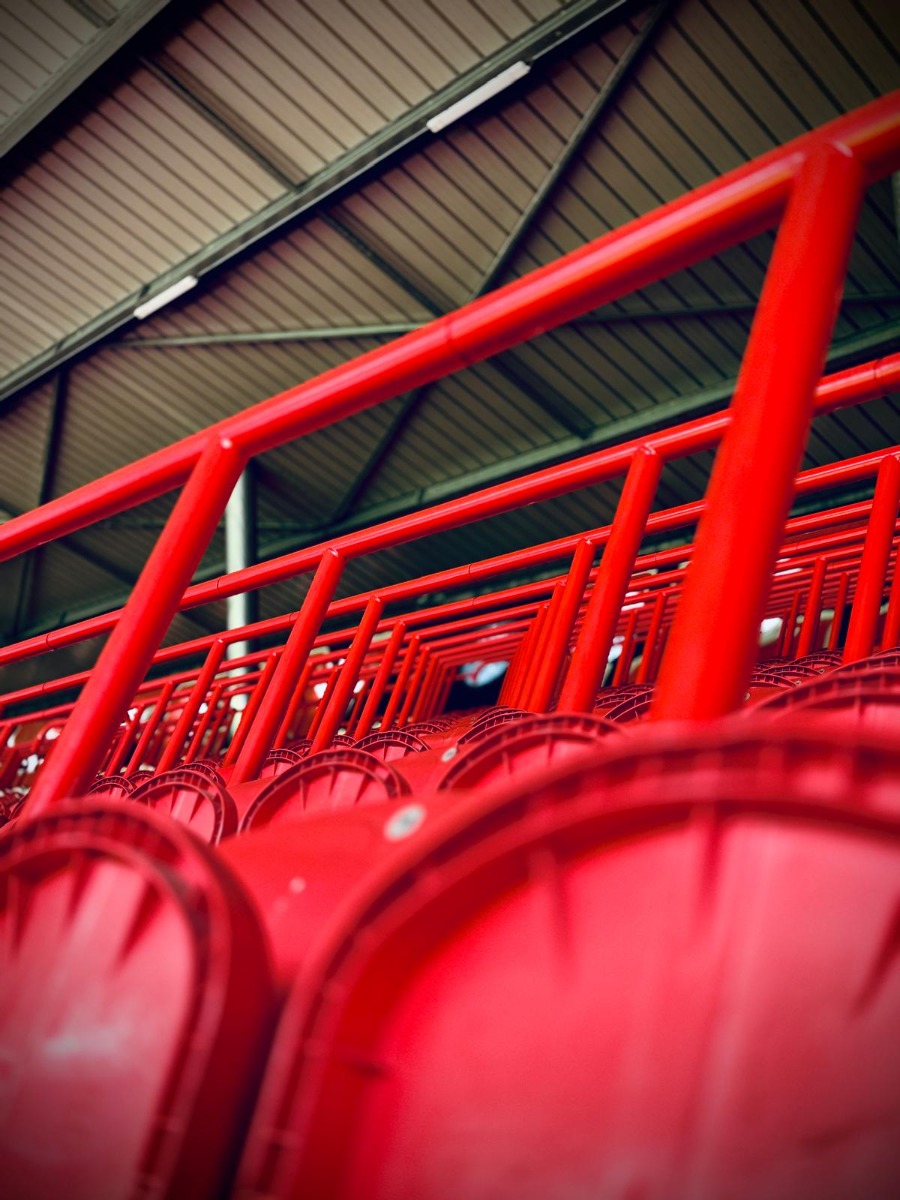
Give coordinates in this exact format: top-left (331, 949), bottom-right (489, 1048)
top-left (331, 0), bottom-right (675, 520)
top-left (0, 0), bottom-right (641, 408)
top-left (0, 0), bottom-right (178, 157)
top-left (107, 292), bottom-right (900, 350)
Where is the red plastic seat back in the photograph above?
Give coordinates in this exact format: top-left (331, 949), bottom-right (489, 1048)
top-left (0, 801), bottom-right (276, 1200)
top-left (236, 724), bottom-right (900, 1200)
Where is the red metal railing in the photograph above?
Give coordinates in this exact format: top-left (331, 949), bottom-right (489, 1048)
top-left (0, 93), bottom-right (897, 812)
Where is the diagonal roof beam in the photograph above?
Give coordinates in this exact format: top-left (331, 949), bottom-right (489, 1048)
top-left (0, 0), bottom-right (642, 409)
top-left (331, 0), bottom-right (675, 522)
top-left (1, 0), bottom-right (179, 158)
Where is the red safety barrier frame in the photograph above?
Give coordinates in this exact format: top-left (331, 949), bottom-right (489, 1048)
top-left (1, 94), bottom-right (897, 811)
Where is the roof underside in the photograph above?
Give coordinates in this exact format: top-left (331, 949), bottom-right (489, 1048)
top-left (0, 0), bottom-right (898, 692)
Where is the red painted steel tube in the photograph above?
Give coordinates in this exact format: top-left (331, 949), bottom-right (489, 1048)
top-left (22, 437), bottom-right (247, 815)
top-left (796, 557), bottom-right (828, 658)
top-left (1, 402), bottom-right (895, 681)
top-left (882, 548), bottom-right (900, 651)
top-left (843, 453), bottom-right (900, 662)
top-left (156, 638), bottom-right (227, 772)
top-left (4, 98), bottom-right (897, 565)
top-left (523, 583), bottom-right (566, 711)
top-left (186, 681), bottom-right (225, 761)
top-left (779, 591), bottom-right (803, 658)
top-left (311, 596), bottom-right (384, 753)
top-left (827, 572), bottom-right (851, 651)
top-left (612, 607), bottom-right (641, 687)
top-left (231, 549), bottom-right (345, 783)
top-left (345, 677), bottom-right (371, 736)
top-left (635, 592), bottom-right (667, 685)
top-left (125, 679), bottom-right (176, 775)
top-left (221, 655), bottom-right (279, 766)
top-left (102, 701), bottom-right (148, 777)
top-left (305, 666), bottom-right (342, 742)
top-left (397, 648), bottom-right (430, 728)
top-left (274, 657), bottom-right (316, 746)
top-left (513, 602), bottom-right (551, 709)
top-left (354, 622), bottom-right (407, 739)
top-left (654, 142), bottom-right (864, 719)
top-left (528, 542), bottom-right (600, 710)
top-left (382, 634), bottom-right (420, 731)
top-left (559, 447), bottom-right (662, 711)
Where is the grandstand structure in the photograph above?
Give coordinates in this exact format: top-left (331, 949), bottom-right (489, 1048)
top-left (0, 1), bottom-right (899, 1196)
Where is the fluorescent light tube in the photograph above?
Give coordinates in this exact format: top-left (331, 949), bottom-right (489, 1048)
top-left (133, 274), bottom-right (198, 320)
top-left (426, 61), bottom-right (530, 133)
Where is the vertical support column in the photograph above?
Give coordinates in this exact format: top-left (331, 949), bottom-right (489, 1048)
top-left (186, 680), bottom-right (225, 761)
top-left (397, 647), bottom-right (431, 727)
top-left (636, 592), bottom-right (667, 684)
top-left (529, 539), bottom-right (596, 712)
top-left (224, 467), bottom-right (257, 666)
top-left (796, 556), bottom-right (827, 657)
top-left (311, 596), bottom-right (384, 752)
top-left (382, 634), bottom-right (421, 730)
top-left (882, 546), bottom-right (900, 650)
top-left (275, 657), bottom-right (316, 745)
top-left (355, 622), bottom-right (407, 739)
top-left (231, 548), bottom-right (345, 784)
top-left (779, 590), bottom-right (802, 658)
top-left (511, 602), bottom-right (550, 709)
top-left (223, 652), bottom-right (282, 766)
top-left (157, 638), bottom-right (227, 772)
top-left (126, 679), bottom-right (176, 774)
top-left (612, 606), bottom-right (640, 686)
top-left (844, 454), bottom-right (900, 663)
top-left (559, 446), bottom-right (662, 711)
top-left (25, 436), bottom-right (246, 815)
top-left (653, 142), bottom-right (864, 719)
top-left (827, 571), bottom-right (851, 651)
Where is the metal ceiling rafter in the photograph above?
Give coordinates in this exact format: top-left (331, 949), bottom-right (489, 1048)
top-left (109, 292), bottom-right (900, 350)
top-left (0, 0), bottom-right (641, 409)
top-left (329, 0), bottom-right (676, 524)
top-left (0, 0), bottom-right (179, 158)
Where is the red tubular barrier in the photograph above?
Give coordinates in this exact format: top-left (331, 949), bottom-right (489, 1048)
top-left (24, 437), bottom-right (247, 815)
top-left (311, 596), bottom-right (384, 753)
top-left (796, 557), bottom-right (828, 659)
top-left (559, 447), bottom-right (662, 711)
top-left (654, 142), bottom-right (864, 720)
top-left (844, 454), bottom-right (900, 663)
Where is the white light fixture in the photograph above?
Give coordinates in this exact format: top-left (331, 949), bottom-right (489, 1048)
top-left (774, 567), bottom-right (802, 577)
top-left (621, 601), bottom-right (645, 611)
top-left (426, 61), bottom-right (530, 133)
top-left (133, 274), bottom-right (198, 321)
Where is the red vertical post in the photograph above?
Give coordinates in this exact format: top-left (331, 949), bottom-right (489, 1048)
top-left (882, 548), bottom-right (900, 650)
top-left (558, 447), bottom-right (662, 711)
top-left (305, 665), bottom-right (341, 742)
top-left (827, 571), bottom-right (851, 651)
top-left (275, 657), bottom-right (316, 745)
top-left (25, 436), bottom-right (246, 815)
top-left (231, 548), bottom-right (345, 784)
top-left (397, 647), bottom-right (430, 727)
top-left (612, 607), bottom-right (640, 687)
top-left (411, 656), bottom-right (440, 724)
top-left (345, 677), bottom-right (371, 736)
top-left (529, 539), bottom-right (596, 712)
top-left (223, 652), bottom-right (282, 766)
top-left (796, 556), bottom-right (827, 657)
top-left (186, 681), bottom-right (225, 761)
top-left (311, 596), bottom-right (384, 753)
top-left (382, 634), bottom-right (420, 730)
top-left (103, 701), bottom-right (148, 776)
top-left (355, 621), bottom-right (406, 739)
top-left (126, 679), bottom-right (176, 774)
top-left (157, 638), bottom-right (227, 772)
top-left (522, 586), bottom-right (565, 710)
top-left (844, 454), bottom-right (900, 663)
top-left (636, 592), bottom-right (667, 684)
top-left (653, 142), bottom-right (864, 719)
top-left (511, 602), bottom-right (550, 709)
top-left (779, 590), bottom-right (802, 658)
